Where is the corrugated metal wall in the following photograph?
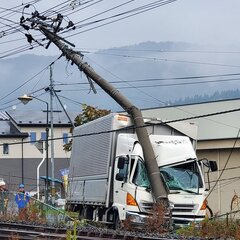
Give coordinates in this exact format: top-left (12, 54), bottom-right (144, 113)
top-left (69, 114), bottom-right (114, 178)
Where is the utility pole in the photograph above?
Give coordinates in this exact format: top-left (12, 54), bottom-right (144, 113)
top-left (38, 26), bottom-right (168, 204)
top-left (49, 64), bottom-right (55, 205)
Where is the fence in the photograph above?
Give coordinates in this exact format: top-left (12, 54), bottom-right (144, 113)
top-left (0, 191), bottom-right (75, 226)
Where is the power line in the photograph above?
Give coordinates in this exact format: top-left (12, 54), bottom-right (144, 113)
top-left (40, 0), bottom-right (78, 17)
top-left (72, 0), bottom-right (177, 28)
top-left (79, 47), bottom-right (240, 55)
top-left (58, 94), bottom-right (85, 106)
top-left (56, 76), bottom-right (240, 89)
top-left (44, 0), bottom-right (104, 19)
top-left (62, 0), bottom-right (177, 38)
top-left (72, 0), bottom-right (136, 26)
top-left (2, 105), bottom-right (240, 147)
top-left (90, 51), bottom-right (240, 68)
top-left (0, 41), bottom-right (42, 59)
top-left (207, 129), bottom-right (240, 199)
top-left (0, 55), bottom-right (62, 103)
top-left (66, 0), bottom-right (105, 17)
top-left (84, 55), bottom-right (167, 106)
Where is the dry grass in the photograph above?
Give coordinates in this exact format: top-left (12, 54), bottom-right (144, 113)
top-left (177, 219), bottom-right (240, 239)
top-left (144, 202), bottom-right (170, 234)
top-left (122, 201), bottom-right (171, 233)
top-left (122, 216), bottom-right (134, 231)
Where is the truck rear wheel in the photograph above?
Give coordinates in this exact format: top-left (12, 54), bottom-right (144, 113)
top-left (79, 206), bottom-right (93, 220)
top-left (84, 206), bottom-right (93, 220)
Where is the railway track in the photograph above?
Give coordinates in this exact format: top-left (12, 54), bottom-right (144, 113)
top-left (0, 221), bottom-right (176, 240)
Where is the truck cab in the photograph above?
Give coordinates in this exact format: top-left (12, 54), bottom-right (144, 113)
top-left (113, 134), bottom-right (213, 226)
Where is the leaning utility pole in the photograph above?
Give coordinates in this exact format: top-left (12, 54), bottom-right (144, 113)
top-left (39, 27), bottom-right (168, 204)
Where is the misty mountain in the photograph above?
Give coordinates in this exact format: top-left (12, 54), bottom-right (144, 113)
top-left (170, 89), bottom-right (240, 106)
top-left (1, 41), bottom-right (240, 112)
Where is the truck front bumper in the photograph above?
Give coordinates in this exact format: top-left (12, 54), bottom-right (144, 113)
top-left (126, 211), bottom-right (148, 225)
top-left (126, 211), bottom-right (205, 228)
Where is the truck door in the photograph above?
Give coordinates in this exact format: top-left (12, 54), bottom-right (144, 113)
top-left (131, 157), bottom-right (154, 207)
top-left (113, 155), bottom-right (136, 220)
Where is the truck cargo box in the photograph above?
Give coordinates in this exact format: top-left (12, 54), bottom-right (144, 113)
top-left (67, 113), bottom-right (132, 205)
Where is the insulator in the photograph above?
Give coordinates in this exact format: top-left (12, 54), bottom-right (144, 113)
top-left (20, 16), bottom-right (25, 24)
top-left (32, 10), bottom-right (39, 18)
top-left (67, 21), bottom-right (74, 28)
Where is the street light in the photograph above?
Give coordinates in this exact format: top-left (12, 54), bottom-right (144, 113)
top-left (18, 94), bottom-right (49, 204)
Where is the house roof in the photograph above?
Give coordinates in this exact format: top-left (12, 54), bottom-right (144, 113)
top-left (141, 99), bottom-right (240, 141)
top-left (6, 110), bottom-right (79, 127)
top-left (0, 119), bottom-right (28, 138)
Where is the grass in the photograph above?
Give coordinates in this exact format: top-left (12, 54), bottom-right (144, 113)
top-left (177, 219), bottom-right (240, 239)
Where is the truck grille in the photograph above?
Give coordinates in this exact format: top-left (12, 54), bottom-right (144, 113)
top-left (140, 201), bottom-right (202, 225)
top-left (172, 203), bottom-right (195, 213)
top-left (140, 202), bottom-right (196, 214)
top-left (139, 202), bottom-right (153, 213)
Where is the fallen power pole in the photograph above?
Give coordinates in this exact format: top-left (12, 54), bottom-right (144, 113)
top-left (34, 24), bottom-right (168, 204)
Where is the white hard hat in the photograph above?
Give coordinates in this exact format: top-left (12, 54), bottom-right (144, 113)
top-left (0, 179), bottom-right (6, 186)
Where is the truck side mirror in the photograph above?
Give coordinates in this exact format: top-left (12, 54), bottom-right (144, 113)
top-left (117, 156), bottom-right (128, 169)
top-left (209, 160), bottom-right (218, 172)
top-left (115, 173), bottom-right (125, 181)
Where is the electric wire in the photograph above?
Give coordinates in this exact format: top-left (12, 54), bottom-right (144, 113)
top-left (2, 105), bottom-right (240, 147)
top-left (66, 0), bottom-right (105, 17)
top-left (2, 94), bottom-right (240, 192)
top-left (89, 52), bottom-right (240, 68)
top-left (56, 76), bottom-right (240, 89)
top-left (71, 0), bottom-right (176, 28)
top-left (62, 0), bottom-right (177, 38)
top-left (58, 94), bottom-right (85, 106)
top-left (0, 91), bottom-right (47, 111)
top-left (54, 53), bottom-right (240, 131)
top-left (84, 55), bottom-right (167, 106)
top-left (80, 47), bottom-right (240, 55)
top-left (206, 129), bottom-right (240, 199)
top-left (0, 1), bottom-right (39, 33)
top-left (42, 0), bottom-right (104, 19)
top-left (71, 0), bottom-right (136, 26)
top-left (0, 55), bottom-right (62, 103)
top-left (0, 43), bottom-right (40, 59)
top-left (40, 0), bottom-right (76, 16)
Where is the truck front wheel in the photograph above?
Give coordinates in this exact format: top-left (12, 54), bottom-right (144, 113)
top-left (113, 212), bottom-right (123, 230)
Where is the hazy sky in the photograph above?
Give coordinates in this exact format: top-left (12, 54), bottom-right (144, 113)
top-left (74, 0), bottom-right (240, 49)
top-left (1, 0), bottom-right (240, 112)
top-left (2, 0), bottom-right (240, 56)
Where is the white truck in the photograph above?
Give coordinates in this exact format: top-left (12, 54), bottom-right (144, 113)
top-left (67, 113), bottom-right (217, 227)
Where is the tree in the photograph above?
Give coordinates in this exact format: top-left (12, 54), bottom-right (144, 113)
top-left (63, 104), bottom-right (111, 152)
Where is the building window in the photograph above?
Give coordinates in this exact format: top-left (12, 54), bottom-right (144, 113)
top-left (30, 132), bottom-right (36, 144)
top-left (41, 132), bottom-right (46, 141)
top-left (63, 133), bottom-right (68, 144)
top-left (3, 143), bottom-right (9, 154)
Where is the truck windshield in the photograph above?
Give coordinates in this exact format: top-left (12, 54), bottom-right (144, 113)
top-left (160, 161), bottom-right (203, 194)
